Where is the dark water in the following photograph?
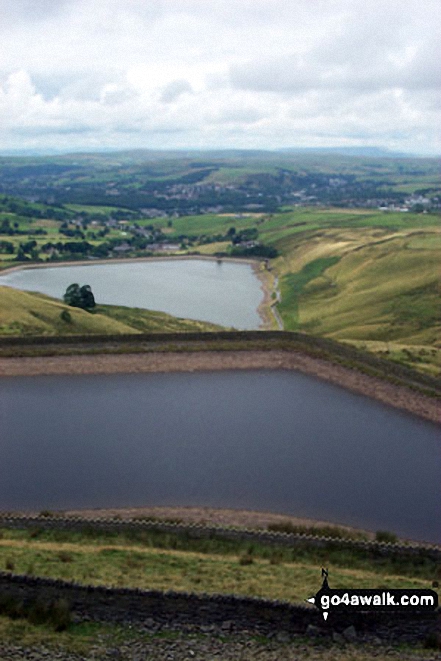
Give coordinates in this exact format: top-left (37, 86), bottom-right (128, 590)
top-left (0, 259), bottom-right (263, 329)
top-left (0, 370), bottom-right (439, 543)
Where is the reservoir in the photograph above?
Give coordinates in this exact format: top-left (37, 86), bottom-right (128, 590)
top-left (1, 369), bottom-right (439, 543)
top-left (0, 259), bottom-right (264, 329)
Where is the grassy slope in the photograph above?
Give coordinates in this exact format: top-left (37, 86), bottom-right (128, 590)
top-left (0, 527), bottom-right (437, 605)
top-left (255, 211), bottom-right (441, 375)
top-left (0, 286), bottom-right (222, 336)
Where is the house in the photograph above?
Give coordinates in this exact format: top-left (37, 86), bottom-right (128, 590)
top-left (113, 242), bottom-right (132, 254)
top-left (147, 243), bottom-right (181, 253)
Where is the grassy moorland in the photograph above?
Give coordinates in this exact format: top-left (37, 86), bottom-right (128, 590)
top-left (0, 526), bottom-right (438, 604)
top-left (0, 286), bottom-right (222, 336)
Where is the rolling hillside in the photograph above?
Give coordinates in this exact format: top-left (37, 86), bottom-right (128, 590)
top-left (268, 219), bottom-right (441, 376)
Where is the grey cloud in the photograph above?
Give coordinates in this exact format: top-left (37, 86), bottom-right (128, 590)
top-left (11, 124), bottom-right (93, 136)
top-left (29, 71), bottom-right (134, 103)
top-left (229, 47), bottom-right (441, 93)
top-left (0, 0), bottom-right (439, 154)
top-left (31, 72), bottom-right (103, 101)
top-left (160, 80), bottom-right (193, 103)
top-left (229, 0), bottom-right (440, 94)
top-left (0, 0), bottom-right (70, 26)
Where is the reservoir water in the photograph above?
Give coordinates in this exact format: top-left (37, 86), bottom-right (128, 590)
top-left (0, 259), bottom-right (263, 329)
top-left (1, 369), bottom-right (439, 543)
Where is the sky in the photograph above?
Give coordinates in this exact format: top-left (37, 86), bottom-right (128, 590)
top-left (0, 0), bottom-right (439, 155)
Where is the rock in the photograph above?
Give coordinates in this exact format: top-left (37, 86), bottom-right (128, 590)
top-left (342, 625), bottom-right (357, 642)
top-left (221, 620), bottom-right (233, 631)
top-left (332, 631), bottom-right (345, 644)
top-left (144, 617), bottom-right (156, 629)
top-left (275, 631), bottom-right (291, 643)
top-left (306, 624), bottom-right (322, 637)
top-left (200, 624), bottom-right (213, 633)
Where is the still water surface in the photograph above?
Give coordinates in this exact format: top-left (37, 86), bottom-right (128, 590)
top-left (0, 259), bottom-right (263, 329)
top-left (1, 370), bottom-right (439, 543)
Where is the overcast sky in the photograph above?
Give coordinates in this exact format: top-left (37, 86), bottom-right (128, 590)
top-left (0, 0), bottom-right (439, 154)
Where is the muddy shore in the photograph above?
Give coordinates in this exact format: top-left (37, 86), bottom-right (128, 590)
top-left (1, 349), bottom-right (439, 424)
top-left (57, 505), bottom-right (376, 539)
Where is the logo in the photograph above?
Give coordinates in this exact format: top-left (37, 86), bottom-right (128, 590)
top-left (306, 569), bottom-right (438, 621)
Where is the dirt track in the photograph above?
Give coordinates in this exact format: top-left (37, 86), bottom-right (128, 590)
top-left (0, 349), bottom-right (439, 424)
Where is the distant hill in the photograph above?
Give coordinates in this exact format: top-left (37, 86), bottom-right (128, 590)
top-left (0, 286), bottom-right (222, 336)
top-left (277, 146), bottom-right (411, 158)
top-left (0, 146), bottom-right (424, 159)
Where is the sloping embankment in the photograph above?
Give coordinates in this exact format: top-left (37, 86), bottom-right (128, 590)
top-left (0, 332), bottom-right (439, 424)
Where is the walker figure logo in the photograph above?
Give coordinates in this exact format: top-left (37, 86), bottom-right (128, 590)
top-left (306, 569), bottom-right (438, 621)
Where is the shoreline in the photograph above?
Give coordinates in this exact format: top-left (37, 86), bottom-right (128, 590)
top-left (0, 254), bottom-right (274, 331)
top-left (3, 505), bottom-right (438, 546)
top-left (1, 349), bottom-right (439, 424)
top-left (0, 253), bottom-right (263, 275)
top-left (0, 506), bottom-right (380, 541)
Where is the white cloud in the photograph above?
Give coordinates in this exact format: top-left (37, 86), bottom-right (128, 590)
top-left (0, 0), bottom-right (439, 153)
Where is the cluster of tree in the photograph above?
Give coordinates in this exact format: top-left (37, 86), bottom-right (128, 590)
top-left (60, 226), bottom-right (86, 239)
top-left (0, 240), bottom-right (14, 254)
top-left (15, 240), bottom-right (39, 261)
top-left (0, 195), bottom-right (71, 221)
top-left (1, 218), bottom-right (25, 235)
top-left (228, 227), bottom-right (259, 244)
top-left (63, 283), bottom-right (96, 310)
top-left (230, 244), bottom-right (278, 258)
top-left (41, 240), bottom-right (93, 255)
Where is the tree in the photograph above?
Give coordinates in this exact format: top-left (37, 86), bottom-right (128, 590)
top-left (0, 240), bottom-right (14, 254)
top-left (79, 284), bottom-right (95, 309)
top-left (63, 283), bottom-right (96, 310)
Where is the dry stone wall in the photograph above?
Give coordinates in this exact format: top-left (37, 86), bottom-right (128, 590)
top-left (0, 515), bottom-right (440, 561)
top-left (0, 571), bottom-right (439, 645)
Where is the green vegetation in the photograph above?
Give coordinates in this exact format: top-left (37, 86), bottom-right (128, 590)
top-left (0, 593), bottom-right (70, 632)
top-left (266, 521), bottom-right (367, 540)
top-left (278, 257), bottom-right (340, 328)
top-left (63, 283), bottom-right (96, 310)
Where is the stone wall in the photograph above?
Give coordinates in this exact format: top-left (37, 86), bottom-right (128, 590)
top-left (1, 515), bottom-right (440, 561)
top-left (0, 571), bottom-right (439, 645)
